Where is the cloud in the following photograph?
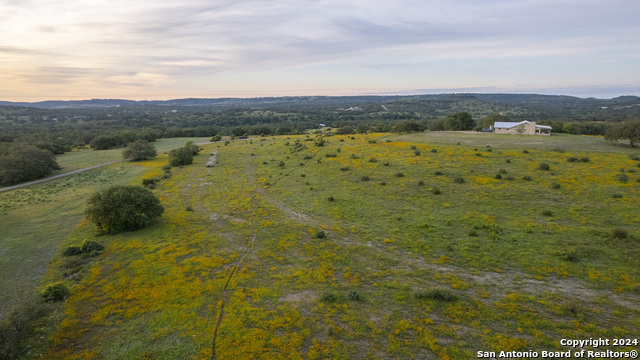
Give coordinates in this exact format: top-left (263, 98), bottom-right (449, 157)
top-left (0, 0), bottom-right (639, 99)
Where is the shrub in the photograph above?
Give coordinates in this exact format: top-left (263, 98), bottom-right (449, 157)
top-left (122, 140), bottom-right (157, 161)
top-left (368, 157), bottom-right (378, 163)
top-left (315, 231), bottom-right (326, 239)
top-left (434, 170), bottom-right (443, 176)
top-left (611, 228), bottom-right (628, 239)
top-left (495, 174), bottom-right (502, 180)
top-left (348, 290), bottom-right (362, 301)
top-left (395, 172), bottom-right (405, 178)
top-left (340, 166), bottom-right (350, 171)
top-left (186, 206), bottom-right (194, 211)
top-left (579, 156), bottom-right (590, 163)
top-left (383, 161), bottom-right (390, 166)
top-left (325, 153), bottom-right (337, 158)
top-left (504, 175), bottom-right (514, 181)
top-left (379, 181), bottom-right (386, 186)
top-left (360, 175), bottom-right (370, 181)
top-left (538, 162), bottom-right (550, 171)
top-left (41, 282), bottom-right (70, 302)
top-left (415, 287), bottom-right (457, 302)
top-left (63, 246), bottom-right (83, 257)
top-left (552, 147), bottom-right (566, 153)
top-left (81, 240), bottom-right (105, 253)
top-left (431, 149), bottom-right (437, 153)
top-left (431, 187), bottom-right (441, 195)
top-left (184, 141), bottom-right (201, 155)
top-left (523, 175), bottom-right (532, 181)
top-left (551, 183), bottom-right (561, 189)
top-left (505, 159), bottom-right (511, 163)
top-left (523, 150), bottom-right (529, 154)
top-left (85, 185), bottom-right (164, 234)
top-left (453, 176), bottom-right (465, 184)
top-left (616, 173), bottom-right (629, 182)
top-left (410, 145), bottom-right (417, 150)
top-left (210, 134), bottom-right (222, 142)
top-left (468, 230), bottom-right (478, 237)
top-left (560, 249), bottom-right (579, 262)
top-left (142, 178), bottom-right (158, 187)
top-left (418, 180), bottom-right (425, 186)
top-left (168, 147), bottom-right (194, 167)
top-left (321, 293), bottom-right (337, 303)
top-left (542, 210), bottom-right (553, 216)
top-left (414, 150), bottom-right (421, 156)
top-left (498, 168), bottom-right (507, 174)
top-left (327, 196), bottom-right (334, 202)
top-left (0, 143), bottom-right (61, 186)
top-left (612, 193), bottom-right (623, 199)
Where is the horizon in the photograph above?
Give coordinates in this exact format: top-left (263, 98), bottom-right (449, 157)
top-left (1, 0), bottom-right (639, 102)
top-left (2, 90), bottom-right (640, 104)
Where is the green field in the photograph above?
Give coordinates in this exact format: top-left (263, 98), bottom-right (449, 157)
top-left (54, 137), bottom-right (213, 172)
top-left (2, 133), bottom-right (640, 359)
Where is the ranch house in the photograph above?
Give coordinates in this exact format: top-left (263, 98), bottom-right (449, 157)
top-left (492, 121), bottom-right (552, 135)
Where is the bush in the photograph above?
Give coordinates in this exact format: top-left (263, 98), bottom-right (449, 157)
top-left (41, 282), bottom-right (70, 302)
top-left (616, 173), bottom-right (629, 182)
top-left (360, 175), bottom-right (370, 181)
top-left (434, 170), bottom-right (443, 176)
top-left (395, 172), bottom-right (405, 178)
top-left (0, 143), bottom-right (61, 186)
top-left (368, 157), bottom-right (378, 163)
top-left (538, 162), bottom-right (550, 171)
top-left (551, 183), bottom-right (561, 189)
top-left (63, 246), bottom-right (83, 256)
top-left (383, 161), bottom-right (390, 166)
top-left (85, 185), bottom-right (164, 234)
top-left (169, 147), bottom-right (194, 167)
top-left (184, 141), bottom-right (201, 155)
top-left (431, 187), bottom-right (441, 195)
top-left (81, 240), bottom-right (105, 253)
top-left (210, 135), bottom-right (222, 142)
top-left (142, 178), bottom-right (158, 187)
top-left (611, 228), bottom-right (628, 239)
top-left (495, 174), bottom-right (502, 180)
top-left (431, 149), bottom-right (437, 153)
top-left (340, 166), bottom-right (350, 171)
top-left (579, 156), bottom-right (590, 163)
top-left (418, 180), bottom-right (425, 186)
top-left (122, 140), bottom-right (157, 161)
top-left (321, 293), bottom-right (337, 303)
top-left (523, 175), bottom-right (532, 181)
top-left (542, 210), bottom-right (553, 216)
top-left (348, 290), bottom-right (362, 301)
top-left (453, 176), bottom-right (465, 184)
top-left (315, 231), bottom-right (326, 239)
top-left (414, 150), bottom-right (421, 156)
top-left (415, 287), bottom-right (457, 302)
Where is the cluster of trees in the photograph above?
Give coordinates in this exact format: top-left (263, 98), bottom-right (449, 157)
top-left (605, 119), bottom-right (640, 147)
top-left (123, 140), bottom-right (157, 161)
top-left (0, 143), bottom-right (60, 186)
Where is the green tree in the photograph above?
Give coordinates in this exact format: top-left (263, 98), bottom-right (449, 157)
top-left (335, 125), bottom-right (355, 135)
top-left (443, 112), bottom-right (475, 131)
top-left (122, 140), bottom-right (157, 161)
top-left (391, 120), bottom-right (423, 133)
top-left (89, 135), bottom-right (118, 150)
top-left (605, 119), bottom-right (640, 147)
top-left (478, 114), bottom-right (511, 129)
top-left (0, 143), bottom-right (60, 186)
top-left (169, 147), bottom-right (194, 167)
top-left (184, 140), bottom-right (200, 155)
top-left (85, 185), bottom-right (164, 234)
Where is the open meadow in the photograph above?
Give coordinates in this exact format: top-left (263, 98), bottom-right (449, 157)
top-left (2, 133), bottom-right (640, 359)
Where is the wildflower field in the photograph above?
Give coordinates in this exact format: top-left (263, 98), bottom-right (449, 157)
top-left (4, 133), bottom-right (640, 359)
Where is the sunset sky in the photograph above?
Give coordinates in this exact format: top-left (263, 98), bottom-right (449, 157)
top-left (1, 0), bottom-right (639, 101)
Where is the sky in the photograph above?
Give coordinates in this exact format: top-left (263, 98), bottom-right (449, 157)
top-left (1, 0), bottom-right (639, 101)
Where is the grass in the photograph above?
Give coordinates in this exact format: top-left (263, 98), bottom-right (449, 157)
top-left (54, 137), bottom-right (212, 172)
top-left (386, 132), bottom-right (638, 153)
top-left (3, 133), bottom-right (640, 359)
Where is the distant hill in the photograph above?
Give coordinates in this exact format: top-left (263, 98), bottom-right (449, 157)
top-left (3, 94), bottom-right (637, 110)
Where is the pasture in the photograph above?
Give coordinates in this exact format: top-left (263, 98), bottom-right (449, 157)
top-left (2, 133), bottom-right (639, 359)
